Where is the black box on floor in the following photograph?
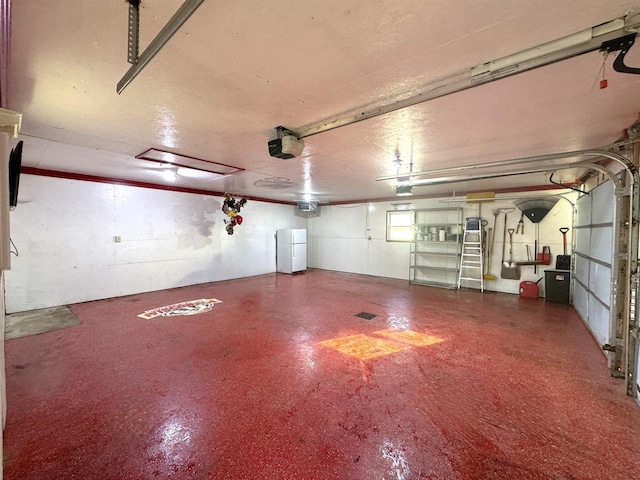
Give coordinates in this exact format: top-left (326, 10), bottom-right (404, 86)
top-left (545, 269), bottom-right (571, 304)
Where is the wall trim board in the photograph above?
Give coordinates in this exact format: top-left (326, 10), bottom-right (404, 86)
top-left (21, 167), bottom-right (295, 206)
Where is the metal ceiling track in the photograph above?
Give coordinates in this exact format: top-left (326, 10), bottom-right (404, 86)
top-left (376, 145), bottom-right (638, 184)
top-left (293, 14), bottom-right (640, 139)
top-left (117, 0), bottom-right (206, 94)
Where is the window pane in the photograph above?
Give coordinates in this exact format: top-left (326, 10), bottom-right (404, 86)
top-left (387, 211), bottom-right (413, 242)
top-left (389, 211), bottom-right (412, 226)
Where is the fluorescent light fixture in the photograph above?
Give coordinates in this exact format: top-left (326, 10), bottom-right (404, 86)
top-left (394, 185), bottom-right (414, 196)
top-left (136, 148), bottom-right (244, 177)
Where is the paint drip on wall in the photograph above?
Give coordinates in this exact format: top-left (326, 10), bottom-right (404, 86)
top-left (137, 298), bottom-right (222, 319)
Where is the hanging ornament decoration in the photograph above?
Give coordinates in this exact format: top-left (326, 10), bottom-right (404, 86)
top-left (221, 193), bottom-right (247, 235)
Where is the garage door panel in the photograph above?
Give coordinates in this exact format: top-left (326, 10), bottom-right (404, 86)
top-left (574, 282), bottom-right (589, 322)
top-left (588, 298), bottom-right (610, 347)
top-left (575, 228), bottom-right (590, 254)
top-left (574, 255), bottom-right (589, 285)
top-left (591, 181), bottom-right (614, 224)
top-left (576, 194), bottom-right (591, 227)
top-left (589, 262), bottom-right (611, 308)
top-left (589, 227), bottom-right (613, 264)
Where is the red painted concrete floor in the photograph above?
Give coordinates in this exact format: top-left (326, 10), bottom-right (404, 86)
top-left (4, 269), bottom-right (640, 479)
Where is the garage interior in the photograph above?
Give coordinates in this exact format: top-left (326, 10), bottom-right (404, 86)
top-left (1, 1), bottom-right (640, 479)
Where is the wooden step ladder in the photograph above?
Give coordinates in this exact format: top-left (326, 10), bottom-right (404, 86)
top-left (457, 217), bottom-right (484, 292)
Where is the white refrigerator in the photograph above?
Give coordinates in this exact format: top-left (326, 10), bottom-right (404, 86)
top-left (276, 229), bottom-right (307, 273)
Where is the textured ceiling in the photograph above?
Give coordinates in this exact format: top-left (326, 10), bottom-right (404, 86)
top-left (7, 0), bottom-right (640, 203)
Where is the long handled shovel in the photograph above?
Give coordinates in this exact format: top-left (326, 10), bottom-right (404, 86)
top-left (556, 227), bottom-right (571, 270)
top-left (501, 218), bottom-right (521, 280)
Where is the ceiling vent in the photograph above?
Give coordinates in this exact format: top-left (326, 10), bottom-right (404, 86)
top-left (253, 177), bottom-right (298, 189)
top-left (297, 201), bottom-right (317, 212)
top-left (394, 185), bottom-right (414, 196)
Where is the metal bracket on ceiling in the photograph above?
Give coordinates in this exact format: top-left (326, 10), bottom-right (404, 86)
top-left (274, 126), bottom-right (296, 139)
top-left (601, 33), bottom-right (640, 75)
top-left (127, 0), bottom-right (140, 65)
top-left (117, 0), bottom-right (206, 94)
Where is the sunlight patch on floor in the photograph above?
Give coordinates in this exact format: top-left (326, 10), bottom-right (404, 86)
top-left (319, 329), bottom-right (444, 360)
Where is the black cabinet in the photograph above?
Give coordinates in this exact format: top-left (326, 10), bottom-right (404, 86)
top-left (545, 269), bottom-right (571, 304)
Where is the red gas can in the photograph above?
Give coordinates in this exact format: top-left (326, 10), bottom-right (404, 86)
top-left (519, 281), bottom-right (539, 299)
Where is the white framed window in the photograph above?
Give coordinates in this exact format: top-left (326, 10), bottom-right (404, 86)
top-left (386, 210), bottom-right (413, 242)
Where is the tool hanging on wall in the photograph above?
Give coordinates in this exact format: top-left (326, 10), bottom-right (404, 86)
top-left (516, 212), bottom-right (525, 234)
top-left (513, 197), bottom-right (559, 273)
top-left (537, 246), bottom-right (551, 265)
top-left (534, 225), bottom-right (538, 274)
top-left (484, 210), bottom-right (500, 281)
top-left (556, 227), bottom-right (571, 270)
top-left (484, 226), bottom-right (495, 280)
top-left (500, 213), bottom-right (521, 280)
top-left (513, 197), bottom-right (560, 223)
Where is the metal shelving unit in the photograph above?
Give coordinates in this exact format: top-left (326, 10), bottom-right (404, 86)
top-left (410, 207), bottom-right (463, 288)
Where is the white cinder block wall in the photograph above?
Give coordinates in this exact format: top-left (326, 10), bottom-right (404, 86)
top-left (5, 175), bottom-right (306, 313)
top-left (308, 192), bottom-right (576, 296)
top-left (5, 176), bottom-right (575, 313)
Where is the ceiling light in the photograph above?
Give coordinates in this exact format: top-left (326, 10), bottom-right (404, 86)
top-left (136, 148), bottom-right (244, 177)
top-left (394, 185), bottom-right (414, 196)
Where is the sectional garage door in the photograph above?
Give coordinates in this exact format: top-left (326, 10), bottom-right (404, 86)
top-left (574, 181), bottom-right (614, 350)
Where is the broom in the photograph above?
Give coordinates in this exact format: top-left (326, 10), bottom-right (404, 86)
top-left (484, 226), bottom-right (496, 280)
